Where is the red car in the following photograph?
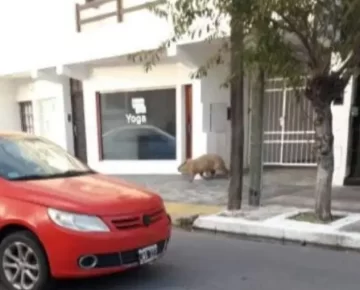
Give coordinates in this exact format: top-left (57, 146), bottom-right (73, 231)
top-left (0, 132), bottom-right (171, 290)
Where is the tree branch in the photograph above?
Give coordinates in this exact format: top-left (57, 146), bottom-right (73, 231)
top-left (275, 12), bottom-right (318, 69)
top-left (332, 51), bottom-right (354, 76)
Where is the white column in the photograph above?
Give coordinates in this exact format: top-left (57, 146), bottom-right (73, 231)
top-left (60, 78), bottom-right (75, 154)
top-left (175, 63), bottom-right (185, 164)
top-left (82, 81), bottom-right (99, 166)
top-left (332, 76), bottom-right (354, 185)
top-left (192, 79), bottom-right (208, 158)
top-left (31, 82), bottom-right (42, 135)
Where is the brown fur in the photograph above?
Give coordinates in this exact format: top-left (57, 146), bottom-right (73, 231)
top-left (177, 153), bottom-right (229, 182)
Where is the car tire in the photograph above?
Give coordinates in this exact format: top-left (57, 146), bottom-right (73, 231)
top-left (0, 230), bottom-right (53, 290)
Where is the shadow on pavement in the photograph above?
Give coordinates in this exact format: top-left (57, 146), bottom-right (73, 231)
top-left (54, 264), bottom-right (185, 290)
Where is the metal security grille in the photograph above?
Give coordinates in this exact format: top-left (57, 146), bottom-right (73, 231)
top-left (19, 101), bottom-right (34, 134)
top-left (263, 78), bottom-right (316, 166)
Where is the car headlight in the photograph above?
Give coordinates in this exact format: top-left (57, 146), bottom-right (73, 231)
top-left (47, 208), bottom-right (110, 232)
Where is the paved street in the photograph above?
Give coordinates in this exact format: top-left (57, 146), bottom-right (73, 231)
top-left (54, 229), bottom-right (360, 290)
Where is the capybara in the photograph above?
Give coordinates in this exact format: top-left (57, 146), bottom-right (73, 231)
top-left (177, 153), bottom-right (229, 182)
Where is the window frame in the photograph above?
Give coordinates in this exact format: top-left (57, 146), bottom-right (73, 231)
top-left (96, 88), bottom-right (177, 161)
top-left (19, 101), bottom-right (35, 134)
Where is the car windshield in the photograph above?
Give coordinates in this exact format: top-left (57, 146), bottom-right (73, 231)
top-left (0, 135), bottom-right (94, 181)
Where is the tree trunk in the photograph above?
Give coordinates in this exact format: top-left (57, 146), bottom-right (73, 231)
top-left (227, 16), bottom-right (245, 210)
top-left (248, 69), bottom-right (265, 206)
top-left (306, 75), bottom-right (347, 221)
top-left (228, 71), bottom-right (245, 210)
top-left (313, 104), bottom-right (334, 221)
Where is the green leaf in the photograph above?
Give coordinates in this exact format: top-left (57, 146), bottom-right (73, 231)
top-left (129, 0), bottom-right (360, 90)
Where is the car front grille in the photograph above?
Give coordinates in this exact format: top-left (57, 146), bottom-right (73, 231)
top-left (110, 208), bottom-right (165, 230)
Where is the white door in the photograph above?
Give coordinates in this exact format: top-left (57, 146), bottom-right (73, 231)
top-left (38, 98), bottom-right (58, 143)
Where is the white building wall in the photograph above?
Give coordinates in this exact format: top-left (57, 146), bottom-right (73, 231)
top-left (0, 0), bottom-right (77, 75)
top-left (0, 0), bottom-right (230, 77)
top-left (0, 80), bottom-right (21, 132)
top-left (14, 77), bottom-right (73, 152)
top-left (200, 65), bottom-right (231, 168)
top-left (199, 65), bottom-right (250, 170)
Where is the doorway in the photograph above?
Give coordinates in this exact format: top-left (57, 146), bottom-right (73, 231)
top-left (70, 78), bottom-right (88, 163)
top-left (345, 75), bottom-right (360, 185)
top-left (185, 85), bottom-right (193, 159)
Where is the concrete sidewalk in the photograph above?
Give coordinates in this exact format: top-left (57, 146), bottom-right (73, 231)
top-left (118, 168), bottom-right (317, 206)
top-left (193, 205), bottom-right (360, 251)
top-left (119, 169), bottom-right (360, 213)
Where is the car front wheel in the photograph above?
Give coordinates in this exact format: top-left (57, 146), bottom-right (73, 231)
top-left (0, 231), bottom-right (52, 290)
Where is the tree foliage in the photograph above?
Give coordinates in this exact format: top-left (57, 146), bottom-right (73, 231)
top-left (130, 0), bottom-right (360, 85)
top-left (129, 0), bottom-right (360, 220)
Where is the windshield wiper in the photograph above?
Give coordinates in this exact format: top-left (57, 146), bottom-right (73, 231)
top-left (10, 169), bottom-right (96, 181)
top-left (49, 169), bottom-right (96, 177)
top-left (11, 174), bottom-right (54, 181)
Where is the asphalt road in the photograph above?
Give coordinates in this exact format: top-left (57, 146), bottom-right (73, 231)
top-left (53, 230), bottom-right (360, 290)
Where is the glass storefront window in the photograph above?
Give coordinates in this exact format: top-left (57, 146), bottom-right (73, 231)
top-left (99, 88), bottom-right (176, 160)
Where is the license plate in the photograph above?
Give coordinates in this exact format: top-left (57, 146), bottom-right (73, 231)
top-left (138, 244), bottom-right (158, 265)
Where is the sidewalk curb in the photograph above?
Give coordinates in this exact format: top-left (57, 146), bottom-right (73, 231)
top-left (192, 210), bottom-right (360, 251)
top-left (164, 202), bottom-right (223, 229)
top-left (173, 214), bottom-right (199, 229)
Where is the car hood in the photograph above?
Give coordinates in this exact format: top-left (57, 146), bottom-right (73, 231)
top-left (10, 174), bottom-right (164, 216)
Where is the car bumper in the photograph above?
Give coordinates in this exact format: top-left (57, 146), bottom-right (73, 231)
top-left (40, 215), bottom-right (172, 278)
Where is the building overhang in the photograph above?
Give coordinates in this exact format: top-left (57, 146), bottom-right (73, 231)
top-left (56, 64), bottom-right (91, 80)
top-left (31, 68), bottom-right (61, 83)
